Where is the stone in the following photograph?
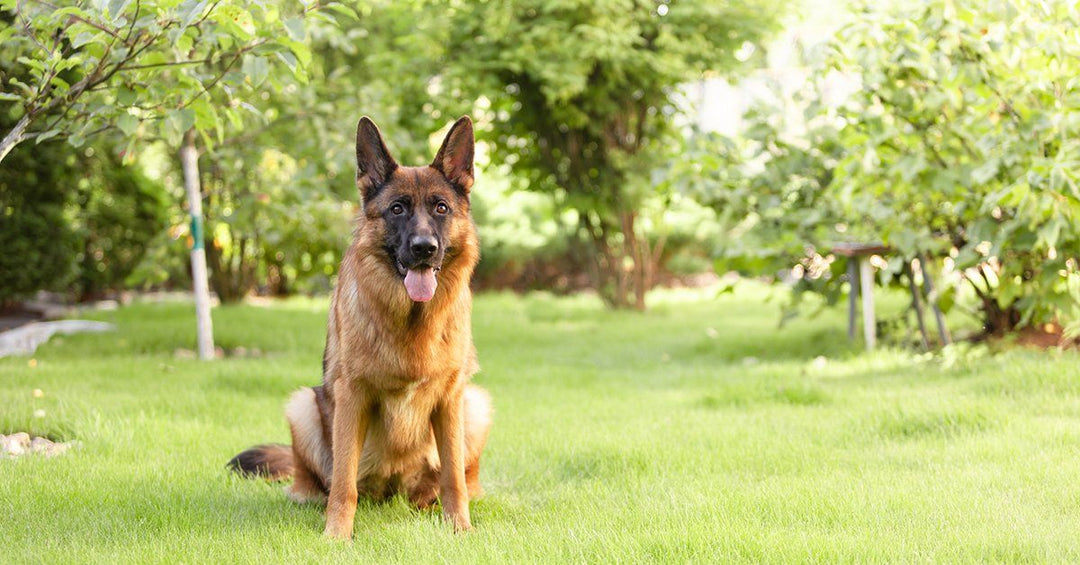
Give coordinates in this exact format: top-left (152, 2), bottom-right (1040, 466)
top-left (0, 432), bottom-right (77, 458)
top-left (4, 432), bottom-right (30, 455)
top-left (41, 442), bottom-right (73, 458)
top-left (11, 432), bottom-right (30, 449)
top-left (174, 348), bottom-right (197, 360)
top-left (2, 441), bottom-right (20, 456)
top-left (30, 437), bottom-right (51, 453)
top-left (95, 300), bottom-right (119, 311)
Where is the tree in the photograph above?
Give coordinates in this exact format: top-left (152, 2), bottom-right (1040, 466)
top-left (700, 0), bottom-right (1080, 339)
top-left (0, 0), bottom-right (323, 159)
top-left (440, 0), bottom-right (784, 309)
top-left (826, 0), bottom-right (1080, 336)
top-left (670, 91), bottom-right (850, 317)
top-left (1, 0), bottom-right (330, 358)
top-left (169, 2), bottom-right (432, 302)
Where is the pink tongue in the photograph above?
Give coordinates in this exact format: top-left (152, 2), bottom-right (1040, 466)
top-left (404, 268), bottom-right (437, 302)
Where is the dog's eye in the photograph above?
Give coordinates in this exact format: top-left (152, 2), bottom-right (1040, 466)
top-left (389, 203), bottom-right (405, 216)
top-left (435, 202), bottom-right (450, 215)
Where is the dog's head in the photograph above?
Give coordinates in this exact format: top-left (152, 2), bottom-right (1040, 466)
top-left (354, 116), bottom-right (477, 303)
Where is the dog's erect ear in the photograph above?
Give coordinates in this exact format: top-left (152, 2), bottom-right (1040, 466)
top-left (431, 116), bottom-right (475, 196)
top-left (356, 117), bottom-right (397, 202)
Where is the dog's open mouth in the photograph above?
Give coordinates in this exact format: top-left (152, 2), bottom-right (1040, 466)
top-left (396, 260), bottom-right (441, 302)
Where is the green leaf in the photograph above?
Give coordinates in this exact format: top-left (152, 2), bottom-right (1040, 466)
top-left (8, 78), bottom-right (35, 97)
top-left (165, 108), bottom-right (196, 139)
top-left (214, 5), bottom-right (256, 41)
top-left (177, 0), bottom-right (209, 32)
top-left (116, 113), bottom-right (139, 136)
top-left (277, 38), bottom-right (312, 68)
top-left (324, 4), bottom-right (360, 20)
top-left (107, 0), bottom-right (132, 20)
top-left (190, 97), bottom-right (222, 140)
top-left (116, 86), bottom-right (138, 106)
top-left (971, 158), bottom-right (1000, 185)
top-left (284, 17), bottom-right (305, 42)
top-left (241, 54), bottom-right (269, 87)
top-left (275, 50), bottom-right (298, 74)
top-left (34, 129), bottom-right (61, 144)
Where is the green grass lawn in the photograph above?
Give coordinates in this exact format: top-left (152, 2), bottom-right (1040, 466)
top-left (2, 284), bottom-right (1080, 563)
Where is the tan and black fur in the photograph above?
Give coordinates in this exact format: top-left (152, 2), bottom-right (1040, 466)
top-left (230, 116), bottom-right (491, 538)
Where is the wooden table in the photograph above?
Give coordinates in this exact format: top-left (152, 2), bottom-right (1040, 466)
top-left (831, 244), bottom-right (951, 350)
top-left (831, 243), bottom-right (889, 350)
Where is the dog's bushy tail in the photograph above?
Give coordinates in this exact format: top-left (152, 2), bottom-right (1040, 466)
top-left (227, 443), bottom-right (293, 481)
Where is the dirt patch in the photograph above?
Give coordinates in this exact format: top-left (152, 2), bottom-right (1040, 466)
top-left (1014, 324), bottom-right (1075, 349)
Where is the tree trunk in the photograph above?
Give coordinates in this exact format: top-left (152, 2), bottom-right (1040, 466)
top-left (180, 129), bottom-right (216, 360)
top-left (579, 210), bottom-right (648, 310)
top-left (621, 210), bottom-right (647, 311)
top-left (0, 115), bottom-right (32, 165)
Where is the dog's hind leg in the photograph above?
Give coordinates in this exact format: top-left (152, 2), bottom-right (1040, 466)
top-left (283, 387), bottom-right (331, 504)
top-left (407, 462), bottom-right (440, 509)
top-left (287, 454), bottom-right (326, 504)
top-left (462, 384), bottom-right (492, 499)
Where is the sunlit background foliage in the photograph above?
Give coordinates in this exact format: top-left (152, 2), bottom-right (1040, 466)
top-left (2, 0), bottom-right (1078, 340)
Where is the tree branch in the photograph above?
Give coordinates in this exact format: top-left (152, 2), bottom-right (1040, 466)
top-left (125, 0), bottom-right (141, 42)
top-left (179, 40), bottom-right (265, 110)
top-left (120, 57), bottom-right (216, 71)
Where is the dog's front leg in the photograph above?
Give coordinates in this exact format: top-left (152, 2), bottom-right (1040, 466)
top-left (324, 380), bottom-right (370, 540)
top-left (432, 385), bottom-right (471, 532)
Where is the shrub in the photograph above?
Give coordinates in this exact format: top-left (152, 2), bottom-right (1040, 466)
top-left (0, 135), bottom-right (79, 305)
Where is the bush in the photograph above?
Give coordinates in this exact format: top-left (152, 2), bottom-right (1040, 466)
top-left (0, 135), bottom-right (169, 304)
top-left (71, 149), bottom-right (170, 300)
top-left (0, 136), bottom-right (79, 305)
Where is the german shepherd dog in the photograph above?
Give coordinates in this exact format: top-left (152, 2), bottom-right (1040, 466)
top-left (229, 116), bottom-right (491, 538)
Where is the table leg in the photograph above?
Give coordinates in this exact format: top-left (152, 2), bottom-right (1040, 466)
top-left (847, 259), bottom-right (859, 341)
top-left (859, 257), bottom-right (876, 350)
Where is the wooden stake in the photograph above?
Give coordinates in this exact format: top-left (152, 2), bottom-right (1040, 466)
top-left (180, 129), bottom-right (215, 360)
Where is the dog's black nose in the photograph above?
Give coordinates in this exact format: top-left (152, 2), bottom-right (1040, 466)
top-left (410, 235), bottom-right (438, 259)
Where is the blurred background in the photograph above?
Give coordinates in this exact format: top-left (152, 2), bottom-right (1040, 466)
top-left (5, 3), bottom-right (1080, 559)
top-left (2, 0), bottom-right (1078, 345)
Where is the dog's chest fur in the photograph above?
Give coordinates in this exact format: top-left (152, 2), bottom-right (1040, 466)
top-left (322, 243), bottom-right (477, 477)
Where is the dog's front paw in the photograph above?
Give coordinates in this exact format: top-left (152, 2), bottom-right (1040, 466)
top-left (443, 507), bottom-right (473, 532)
top-left (323, 506), bottom-right (355, 540)
top-left (323, 519), bottom-right (354, 541)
